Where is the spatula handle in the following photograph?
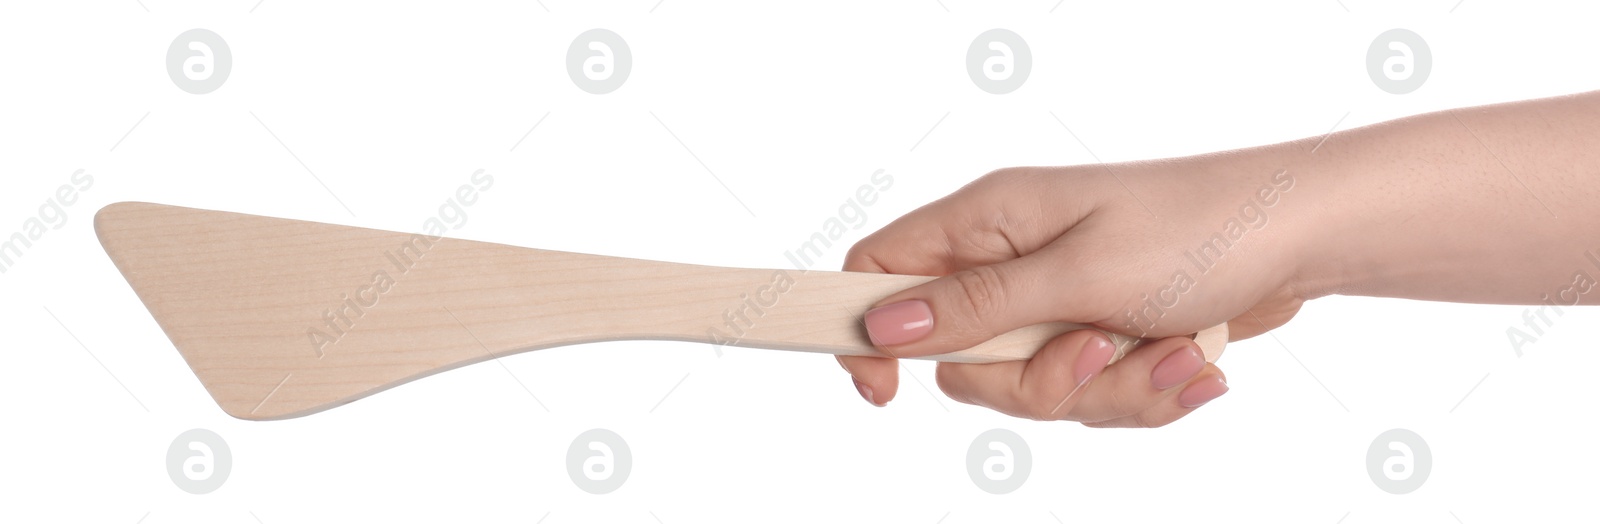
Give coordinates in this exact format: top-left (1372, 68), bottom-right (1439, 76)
top-left (595, 263), bottom-right (1228, 365)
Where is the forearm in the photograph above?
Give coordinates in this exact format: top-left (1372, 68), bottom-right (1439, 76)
top-left (1290, 91), bottom-right (1600, 305)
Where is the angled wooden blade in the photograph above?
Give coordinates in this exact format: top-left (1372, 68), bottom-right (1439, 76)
top-left (94, 202), bottom-right (1226, 420)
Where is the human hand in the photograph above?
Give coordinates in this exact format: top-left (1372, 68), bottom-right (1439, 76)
top-left (838, 156), bottom-right (1309, 427)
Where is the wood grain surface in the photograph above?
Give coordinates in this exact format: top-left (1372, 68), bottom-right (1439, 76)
top-left (95, 202), bottom-right (1226, 420)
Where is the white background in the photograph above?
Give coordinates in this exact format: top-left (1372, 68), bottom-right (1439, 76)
top-left (4, 0), bottom-right (1599, 522)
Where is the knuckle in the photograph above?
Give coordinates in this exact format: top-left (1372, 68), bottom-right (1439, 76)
top-left (842, 242), bottom-right (864, 264)
top-left (1079, 411), bottom-right (1175, 429)
top-left (976, 167), bottom-right (1027, 187)
top-left (1098, 383), bottom-right (1146, 421)
top-left (842, 243), bottom-right (882, 272)
top-left (1019, 379), bottom-right (1073, 422)
top-left (967, 168), bottom-right (1043, 198)
top-left (1021, 398), bottom-right (1060, 422)
top-left (1126, 411), bottom-right (1165, 429)
top-left (951, 266), bottom-right (1009, 332)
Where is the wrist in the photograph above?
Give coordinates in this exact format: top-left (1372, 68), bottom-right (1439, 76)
top-left (1195, 136), bottom-right (1357, 303)
top-left (1270, 125), bottom-right (1394, 302)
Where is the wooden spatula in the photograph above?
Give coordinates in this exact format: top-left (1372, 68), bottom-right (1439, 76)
top-left (94, 202), bottom-right (1227, 420)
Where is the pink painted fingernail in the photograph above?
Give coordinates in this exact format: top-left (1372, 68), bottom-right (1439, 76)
top-left (864, 300), bottom-right (934, 347)
top-left (853, 377), bottom-right (880, 407)
top-left (1074, 335), bottom-right (1116, 385)
top-left (1150, 344), bottom-right (1205, 390)
top-left (1178, 376), bottom-right (1229, 408)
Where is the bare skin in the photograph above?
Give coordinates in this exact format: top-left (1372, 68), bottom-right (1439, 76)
top-left (838, 89), bottom-right (1600, 427)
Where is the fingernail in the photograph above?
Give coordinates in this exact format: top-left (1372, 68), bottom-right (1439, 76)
top-left (864, 300), bottom-right (934, 347)
top-left (853, 377), bottom-right (880, 407)
top-left (1178, 376), bottom-right (1229, 408)
top-left (1150, 344), bottom-right (1205, 390)
top-left (1073, 335), bottom-right (1116, 385)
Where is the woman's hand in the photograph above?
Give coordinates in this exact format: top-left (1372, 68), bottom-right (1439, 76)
top-left (838, 149), bottom-right (1314, 427)
top-left (838, 90), bottom-right (1600, 427)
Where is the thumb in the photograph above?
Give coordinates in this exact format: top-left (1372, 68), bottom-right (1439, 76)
top-left (862, 245), bottom-right (1086, 358)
